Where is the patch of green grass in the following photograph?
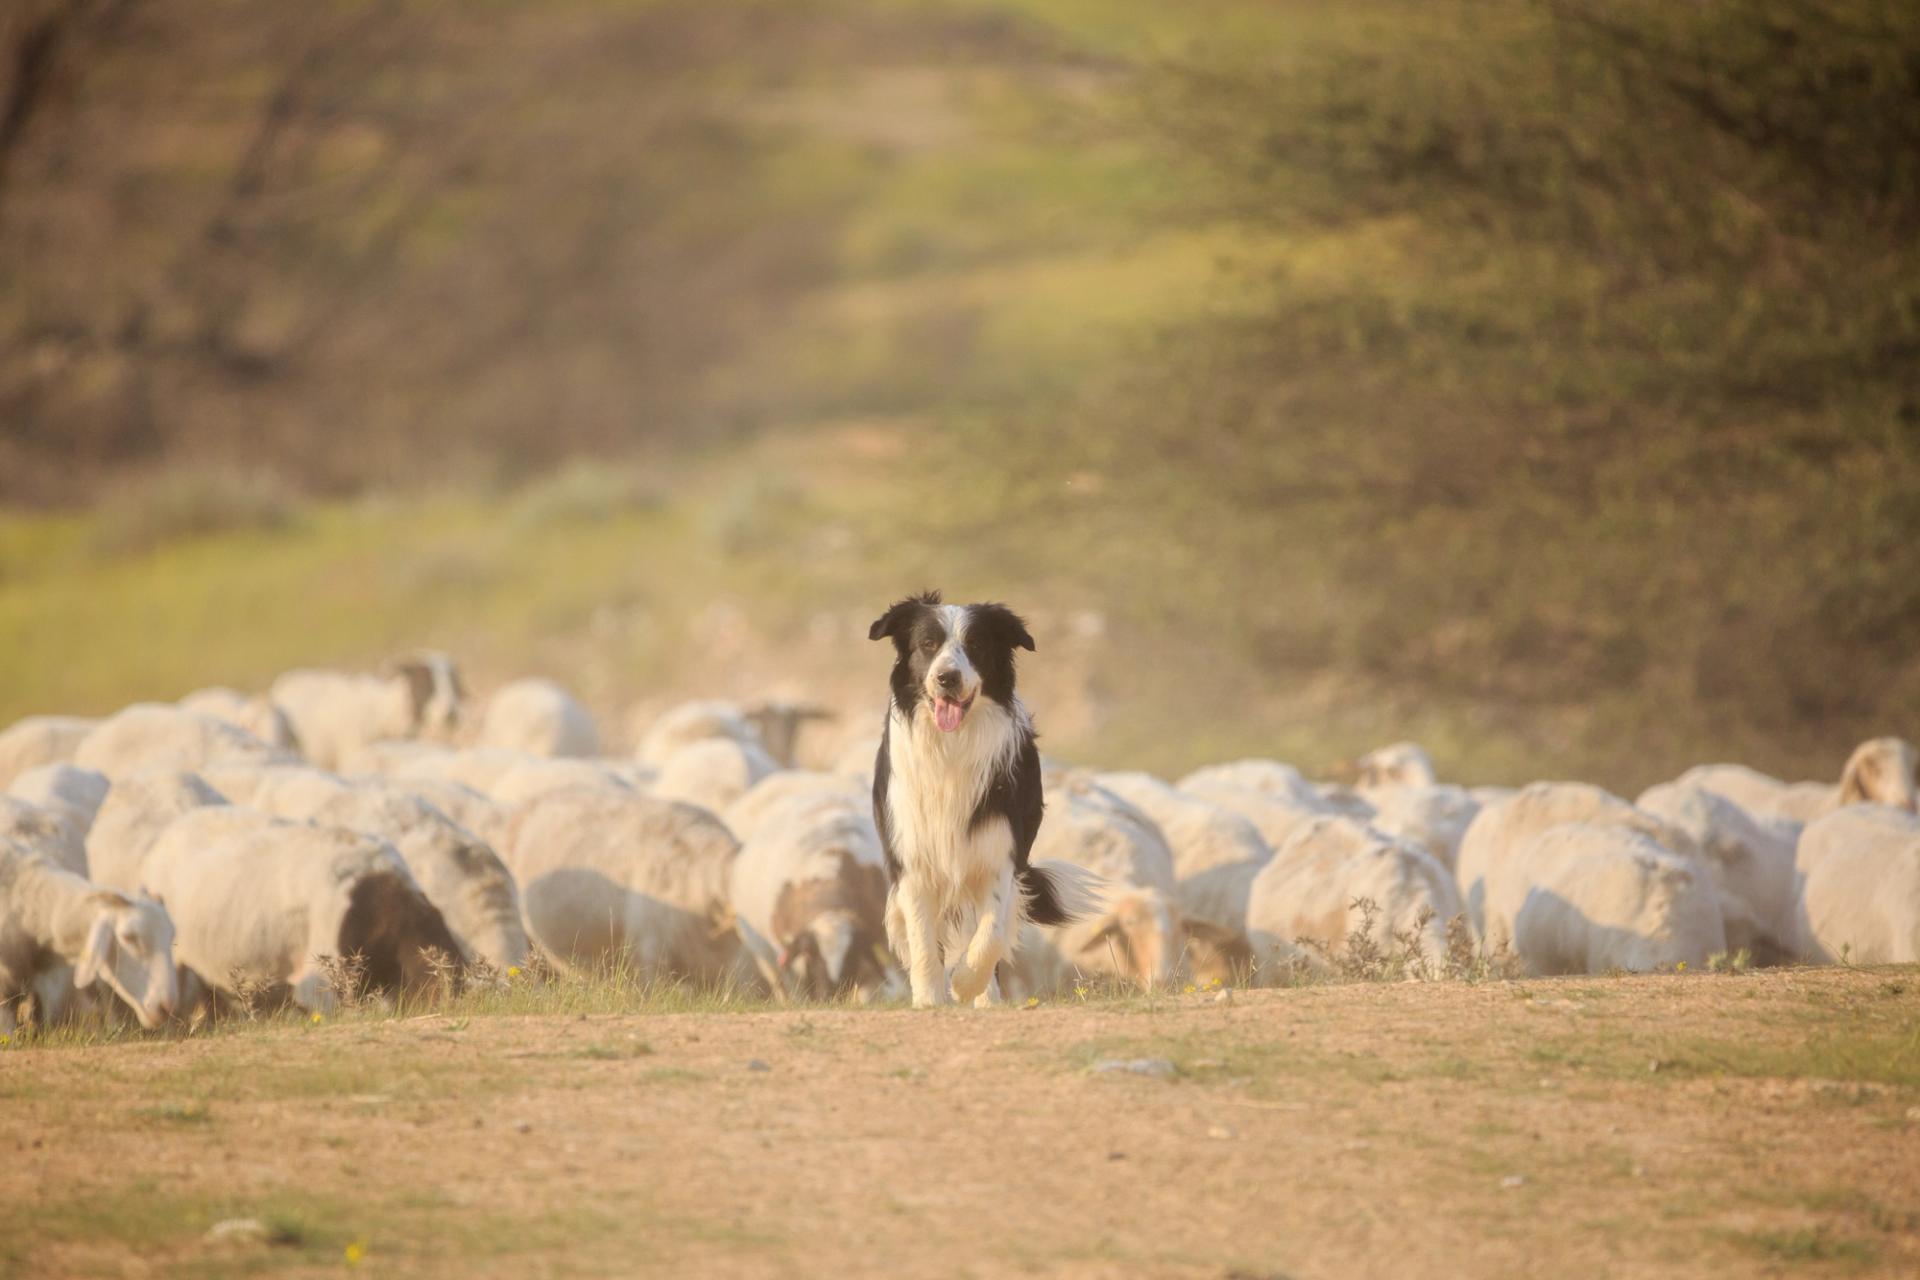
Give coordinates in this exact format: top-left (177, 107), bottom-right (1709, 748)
top-left (134, 1100), bottom-right (213, 1125)
top-left (1729, 1227), bottom-right (1879, 1268)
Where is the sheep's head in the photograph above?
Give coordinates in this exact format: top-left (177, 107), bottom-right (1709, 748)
top-left (1078, 888), bottom-right (1178, 989)
top-left (1179, 919), bottom-right (1255, 988)
top-left (1355, 742), bottom-right (1437, 790)
top-left (390, 651), bottom-right (466, 742)
top-left (1840, 737), bottom-right (1918, 812)
top-left (75, 893), bottom-right (179, 1029)
top-left (780, 910), bottom-right (891, 1000)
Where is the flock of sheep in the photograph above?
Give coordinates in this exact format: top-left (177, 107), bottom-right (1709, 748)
top-left (3, 650), bottom-right (1918, 1035)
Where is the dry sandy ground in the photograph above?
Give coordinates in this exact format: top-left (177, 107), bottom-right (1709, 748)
top-left (3, 967), bottom-right (1917, 1279)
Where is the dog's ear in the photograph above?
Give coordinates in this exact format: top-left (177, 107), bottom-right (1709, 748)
top-left (973, 602), bottom-right (1035, 653)
top-left (868, 591), bottom-right (940, 643)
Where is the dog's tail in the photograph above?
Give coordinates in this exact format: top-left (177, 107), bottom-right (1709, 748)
top-left (1019, 859), bottom-right (1104, 927)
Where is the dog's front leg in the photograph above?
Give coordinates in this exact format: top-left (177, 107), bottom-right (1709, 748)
top-left (951, 863), bottom-right (1015, 1005)
top-left (896, 876), bottom-right (949, 1008)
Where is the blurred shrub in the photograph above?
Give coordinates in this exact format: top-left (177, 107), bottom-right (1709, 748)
top-left (90, 465), bottom-right (301, 557)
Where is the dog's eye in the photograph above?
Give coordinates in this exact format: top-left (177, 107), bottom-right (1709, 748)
top-left (919, 636), bottom-right (940, 653)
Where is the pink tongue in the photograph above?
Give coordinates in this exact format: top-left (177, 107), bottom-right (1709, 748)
top-left (933, 698), bottom-right (964, 733)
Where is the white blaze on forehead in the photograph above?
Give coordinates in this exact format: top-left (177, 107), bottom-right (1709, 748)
top-left (928, 605), bottom-right (979, 695)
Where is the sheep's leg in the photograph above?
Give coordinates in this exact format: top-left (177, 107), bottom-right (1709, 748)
top-left (971, 969), bottom-right (1002, 1009)
top-left (896, 877), bottom-right (948, 1008)
top-left (951, 863), bottom-right (1015, 1005)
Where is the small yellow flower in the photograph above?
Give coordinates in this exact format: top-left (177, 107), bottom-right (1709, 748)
top-left (506, 965), bottom-right (522, 979)
top-left (0, 1034), bottom-right (10, 1046)
top-left (1072, 983), bottom-right (1089, 1000)
top-left (1023, 996), bottom-right (1040, 1009)
top-left (1675, 962), bottom-right (1687, 973)
top-left (310, 1011), bottom-right (323, 1024)
top-left (344, 1240), bottom-right (367, 1266)
top-left (1183, 984), bottom-right (1197, 994)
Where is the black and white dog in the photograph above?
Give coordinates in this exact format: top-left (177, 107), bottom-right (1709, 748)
top-left (868, 591), bottom-right (1099, 1007)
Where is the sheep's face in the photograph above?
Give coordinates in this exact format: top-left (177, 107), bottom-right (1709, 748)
top-left (781, 911), bottom-right (892, 1000)
top-left (1356, 742), bottom-right (1437, 790)
top-left (394, 653), bottom-right (467, 742)
top-left (1841, 737), bottom-right (1918, 811)
top-left (76, 895), bottom-right (179, 1029)
top-left (1080, 890), bottom-right (1178, 988)
top-left (868, 592), bottom-right (1033, 735)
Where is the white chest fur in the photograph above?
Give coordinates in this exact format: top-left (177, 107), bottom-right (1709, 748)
top-left (884, 697), bottom-right (1025, 912)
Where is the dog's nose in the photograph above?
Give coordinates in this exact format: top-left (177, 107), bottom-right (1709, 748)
top-left (936, 668), bottom-right (962, 693)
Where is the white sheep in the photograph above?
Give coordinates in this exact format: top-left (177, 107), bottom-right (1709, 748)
top-left (269, 651), bottom-right (466, 771)
top-left (1, 839), bottom-right (179, 1032)
top-left (86, 771), bottom-right (229, 896)
top-left (0, 796), bottom-right (88, 876)
top-left (1502, 824), bottom-right (1727, 975)
top-left (6, 763), bottom-right (111, 838)
top-left (632, 700), bottom-right (766, 769)
top-left (1178, 774), bottom-right (1339, 853)
top-left (1454, 781), bottom-right (1700, 944)
top-left (728, 792), bottom-right (893, 1000)
top-left (1177, 758), bottom-right (1323, 806)
top-left (1791, 805), bottom-right (1920, 964)
top-left (70, 704), bottom-right (293, 780)
top-left (1635, 781), bottom-right (1799, 963)
top-left (0, 715), bottom-right (96, 789)
top-left (1245, 815), bottom-right (1459, 977)
top-left (651, 737), bottom-right (778, 815)
top-left (1008, 778), bottom-right (1181, 994)
top-left (177, 687), bottom-right (301, 753)
top-left (1364, 784), bottom-right (1481, 872)
top-left (477, 678), bottom-right (601, 758)
top-left (1676, 737), bottom-right (1918, 823)
top-left (497, 788), bottom-right (749, 985)
top-left (1354, 741), bottom-right (1439, 790)
top-left (723, 770), bottom-right (867, 845)
top-left (140, 806), bottom-right (464, 1010)
top-left (205, 766), bottom-right (528, 972)
top-left (1089, 770), bottom-right (1265, 981)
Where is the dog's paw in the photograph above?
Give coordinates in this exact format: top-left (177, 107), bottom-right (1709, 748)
top-left (949, 962), bottom-right (990, 1005)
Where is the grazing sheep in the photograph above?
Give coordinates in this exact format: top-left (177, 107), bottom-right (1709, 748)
top-left (7, 763), bottom-right (111, 839)
top-left (0, 796), bottom-right (88, 876)
top-left (141, 807), bottom-right (463, 1010)
top-left (1354, 741), bottom-right (1439, 791)
top-left (210, 769), bottom-right (528, 972)
top-left (1676, 737), bottom-right (1919, 823)
top-left (70, 704), bottom-right (292, 780)
top-left (1502, 824), bottom-right (1727, 975)
top-left (1245, 816), bottom-right (1459, 977)
top-left (633, 700), bottom-right (765, 769)
top-left (723, 770), bottom-right (867, 845)
top-left (1635, 781), bottom-right (1799, 963)
top-left (0, 715), bottom-right (97, 790)
top-left (1791, 806), bottom-right (1920, 964)
top-left (1365, 785), bottom-right (1481, 873)
top-left (1, 840), bottom-right (180, 1033)
top-left (651, 737), bottom-right (778, 815)
top-left (1454, 782), bottom-right (1700, 943)
top-left (1179, 775), bottom-right (1338, 854)
top-left (1009, 778), bottom-right (1181, 993)
top-left (478, 678), bottom-right (601, 759)
top-left (497, 789), bottom-right (748, 985)
top-left (270, 651), bottom-right (466, 771)
top-left (1177, 758), bottom-right (1322, 806)
top-left (177, 687), bottom-right (301, 753)
top-left (1090, 770), bottom-right (1265, 981)
top-left (86, 771), bottom-right (230, 895)
top-left (741, 701), bottom-right (835, 769)
top-left (728, 793), bottom-right (893, 1000)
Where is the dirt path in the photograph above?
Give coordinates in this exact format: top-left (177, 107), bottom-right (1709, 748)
top-left (4, 968), bottom-right (1917, 1278)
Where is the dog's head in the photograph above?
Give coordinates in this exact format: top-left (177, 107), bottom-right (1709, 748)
top-left (868, 591), bottom-right (1034, 733)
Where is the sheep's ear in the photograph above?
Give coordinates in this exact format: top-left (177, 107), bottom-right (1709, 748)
top-left (74, 912), bottom-right (116, 988)
top-left (1078, 914), bottom-right (1128, 956)
top-left (867, 592), bottom-right (939, 643)
top-left (973, 602), bottom-right (1035, 652)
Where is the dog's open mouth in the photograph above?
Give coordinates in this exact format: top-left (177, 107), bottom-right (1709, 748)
top-left (932, 694), bottom-right (974, 733)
